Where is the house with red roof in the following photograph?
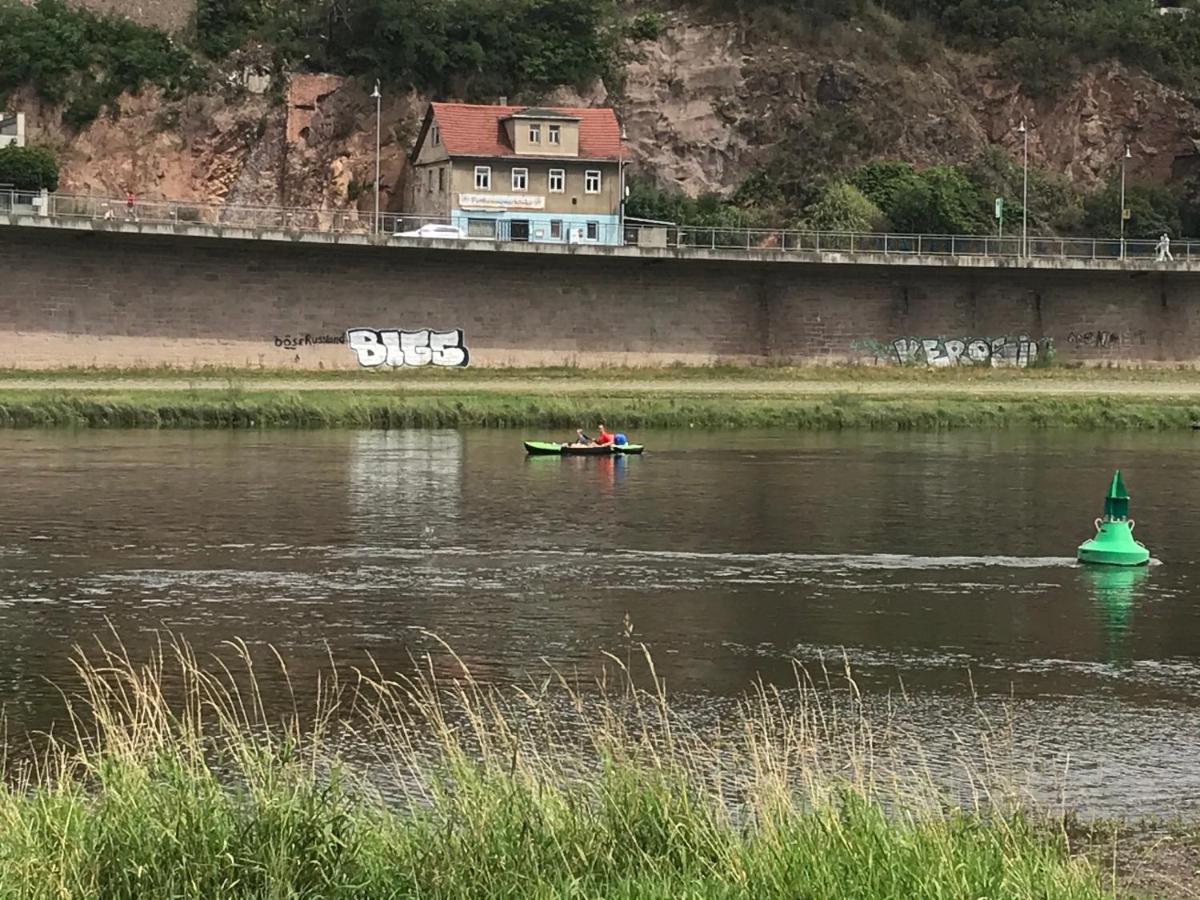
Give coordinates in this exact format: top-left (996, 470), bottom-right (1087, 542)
top-left (405, 102), bottom-right (630, 245)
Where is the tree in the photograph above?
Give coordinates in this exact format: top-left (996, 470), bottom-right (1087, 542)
top-left (887, 165), bottom-right (988, 234)
top-left (850, 161), bottom-right (920, 215)
top-left (1082, 180), bottom-right (1181, 240)
top-left (801, 181), bottom-right (885, 232)
top-left (0, 145), bottom-right (60, 191)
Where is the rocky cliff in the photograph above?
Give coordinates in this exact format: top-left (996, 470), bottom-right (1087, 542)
top-left (16, 6), bottom-right (1200, 212)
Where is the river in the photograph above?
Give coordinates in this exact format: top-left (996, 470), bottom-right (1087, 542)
top-left (1, 428), bottom-right (1198, 817)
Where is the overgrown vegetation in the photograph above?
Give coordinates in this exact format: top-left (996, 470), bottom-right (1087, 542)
top-left (0, 0), bottom-right (198, 129)
top-left (0, 145), bottom-right (59, 191)
top-left (697, 0), bottom-right (1200, 94)
top-left (1, 385), bottom-right (1198, 430)
top-left (196, 0), bottom-right (624, 99)
top-left (630, 145), bottom-right (1200, 239)
top-left (0, 631), bottom-right (1111, 898)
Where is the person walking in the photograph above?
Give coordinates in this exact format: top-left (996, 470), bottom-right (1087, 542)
top-left (1156, 232), bottom-right (1174, 262)
top-left (125, 190), bottom-right (137, 223)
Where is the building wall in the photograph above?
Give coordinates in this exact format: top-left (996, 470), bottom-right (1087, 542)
top-left (448, 211), bottom-right (620, 244)
top-left (507, 118), bottom-right (580, 157)
top-left (0, 113), bottom-right (25, 149)
top-left (449, 159), bottom-right (620, 216)
top-left (2, 227), bottom-right (1199, 369)
top-left (406, 164), bottom-right (451, 218)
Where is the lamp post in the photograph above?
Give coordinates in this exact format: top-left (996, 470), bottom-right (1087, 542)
top-left (371, 80), bottom-right (382, 235)
top-left (1119, 144), bottom-right (1131, 260)
top-left (1018, 118), bottom-right (1029, 258)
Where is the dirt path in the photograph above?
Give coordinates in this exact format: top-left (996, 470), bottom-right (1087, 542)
top-left (5, 377), bottom-right (1200, 397)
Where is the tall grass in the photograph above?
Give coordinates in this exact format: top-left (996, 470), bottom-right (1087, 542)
top-left (0, 388), bottom-right (1197, 431)
top-left (0, 632), bottom-right (1110, 898)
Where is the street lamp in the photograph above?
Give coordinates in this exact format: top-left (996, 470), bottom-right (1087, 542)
top-left (371, 80), bottom-right (382, 235)
top-left (1119, 144), bottom-right (1132, 260)
top-left (1018, 118), bottom-right (1029, 258)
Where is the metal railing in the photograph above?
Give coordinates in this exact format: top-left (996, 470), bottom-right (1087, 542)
top-left (622, 222), bottom-right (1197, 262)
top-left (3, 189), bottom-right (1198, 263)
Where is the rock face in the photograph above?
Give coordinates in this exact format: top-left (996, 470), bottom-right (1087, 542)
top-left (19, 73), bottom-right (425, 216)
top-left (616, 9), bottom-right (1200, 194)
top-left (16, 6), bottom-right (1200, 209)
top-left (18, 0), bottom-right (195, 31)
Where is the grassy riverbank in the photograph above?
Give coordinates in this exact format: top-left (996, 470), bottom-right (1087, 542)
top-left (0, 387), bottom-right (1199, 430)
top-left (0, 636), bottom-right (1113, 899)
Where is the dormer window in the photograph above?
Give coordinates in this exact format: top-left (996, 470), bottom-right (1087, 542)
top-left (431, 124), bottom-right (440, 146)
top-left (549, 125), bottom-right (560, 145)
top-left (529, 124), bottom-right (541, 144)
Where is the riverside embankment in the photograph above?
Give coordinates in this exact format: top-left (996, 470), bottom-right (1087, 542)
top-left (4, 366), bottom-right (1200, 428)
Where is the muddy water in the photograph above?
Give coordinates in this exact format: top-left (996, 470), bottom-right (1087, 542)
top-left (1, 428), bottom-right (1199, 816)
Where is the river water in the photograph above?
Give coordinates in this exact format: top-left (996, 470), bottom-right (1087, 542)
top-left (1, 428), bottom-right (1199, 817)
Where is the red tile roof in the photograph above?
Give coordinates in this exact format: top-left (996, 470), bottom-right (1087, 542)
top-left (424, 102), bottom-right (629, 161)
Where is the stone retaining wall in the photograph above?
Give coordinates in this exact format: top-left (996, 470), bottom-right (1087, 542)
top-left (0, 228), bottom-right (1196, 369)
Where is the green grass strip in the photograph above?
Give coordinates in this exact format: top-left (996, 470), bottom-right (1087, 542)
top-left (0, 636), bottom-right (1112, 899)
top-left (0, 388), bottom-right (1197, 430)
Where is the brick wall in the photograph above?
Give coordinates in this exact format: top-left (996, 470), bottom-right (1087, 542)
top-left (1, 228), bottom-right (1199, 369)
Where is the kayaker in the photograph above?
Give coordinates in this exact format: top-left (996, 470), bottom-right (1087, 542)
top-left (574, 427), bottom-right (592, 446)
top-left (595, 423), bottom-right (614, 446)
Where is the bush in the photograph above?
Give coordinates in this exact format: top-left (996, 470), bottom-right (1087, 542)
top-left (0, 0), bottom-right (198, 128)
top-left (801, 181), bottom-right (886, 232)
top-left (625, 177), bottom-right (755, 227)
top-left (627, 11), bottom-right (666, 41)
top-left (0, 145), bottom-right (60, 191)
top-left (850, 161), bottom-right (921, 215)
top-left (1082, 179), bottom-right (1181, 239)
top-left (887, 165), bottom-right (989, 234)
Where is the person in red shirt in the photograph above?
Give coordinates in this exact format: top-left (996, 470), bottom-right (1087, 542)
top-left (572, 423), bottom-right (614, 447)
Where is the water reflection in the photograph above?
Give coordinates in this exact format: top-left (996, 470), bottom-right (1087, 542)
top-left (347, 431), bottom-right (463, 541)
top-left (1081, 564), bottom-right (1149, 663)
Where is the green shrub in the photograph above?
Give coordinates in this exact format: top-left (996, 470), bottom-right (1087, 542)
top-left (801, 181), bottom-right (886, 231)
top-left (1082, 179), bottom-right (1182, 239)
top-left (887, 164), bottom-right (990, 234)
top-left (0, 145), bottom-right (60, 191)
top-left (0, 0), bottom-right (198, 128)
top-left (627, 10), bottom-right (666, 41)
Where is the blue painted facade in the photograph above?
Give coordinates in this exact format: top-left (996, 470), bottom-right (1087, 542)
top-left (449, 210), bottom-right (621, 245)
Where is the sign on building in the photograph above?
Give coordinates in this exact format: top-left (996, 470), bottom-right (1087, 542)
top-left (458, 193), bottom-right (546, 211)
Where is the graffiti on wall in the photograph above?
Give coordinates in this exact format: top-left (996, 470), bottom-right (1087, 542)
top-left (1066, 329), bottom-right (1146, 349)
top-left (346, 328), bottom-right (469, 368)
top-left (273, 333), bottom-right (346, 350)
top-left (852, 335), bottom-right (1053, 368)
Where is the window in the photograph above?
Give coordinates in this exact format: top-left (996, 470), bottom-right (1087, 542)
top-left (438, 168), bottom-right (444, 191)
top-left (529, 124), bottom-right (541, 144)
top-left (585, 170), bottom-right (601, 194)
top-left (548, 169), bottom-right (565, 193)
top-left (474, 166), bottom-right (491, 190)
top-left (467, 218), bottom-right (496, 238)
top-left (549, 125), bottom-right (561, 145)
top-left (431, 124), bottom-right (440, 146)
top-left (511, 168), bottom-right (528, 191)
top-left (550, 220), bottom-right (563, 240)
top-left (586, 221), bottom-right (599, 241)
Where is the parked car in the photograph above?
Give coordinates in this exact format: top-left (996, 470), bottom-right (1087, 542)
top-left (394, 223), bottom-right (466, 240)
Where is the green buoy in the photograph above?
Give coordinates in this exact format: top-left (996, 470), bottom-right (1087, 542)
top-left (1077, 470), bottom-right (1150, 567)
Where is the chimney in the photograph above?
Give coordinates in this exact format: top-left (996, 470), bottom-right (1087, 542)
top-left (498, 96), bottom-right (508, 106)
